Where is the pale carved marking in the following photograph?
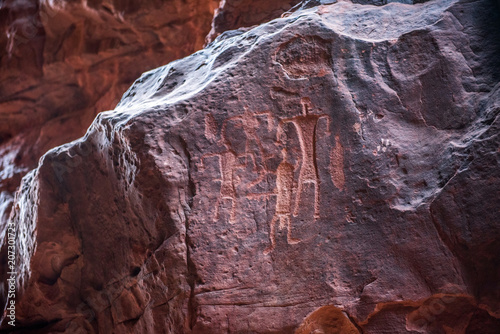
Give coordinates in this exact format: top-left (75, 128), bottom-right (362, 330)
top-left (222, 108), bottom-right (274, 188)
top-left (200, 109), bottom-right (274, 224)
top-left (345, 206), bottom-right (355, 224)
top-left (204, 113), bottom-right (218, 142)
top-left (200, 149), bottom-right (242, 224)
top-left (203, 102), bottom-right (337, 254)
top-left (218, 150), bottom-right (239, 223)
top-left (263, 149), bottom-right (300, 255)
top-left (281, 98), bottom-right (329, 220)
top-left (264, 98), bottom-right (331, 254)
top-left (275, 36), bottom-right (333, 79)
top-left (201, 113), bottom-right (243, 224)
top-left (330, 135), bottom-right (345, 191)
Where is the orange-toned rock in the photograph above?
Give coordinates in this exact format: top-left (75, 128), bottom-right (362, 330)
top-left (295, 305), bottom-right (359, 334)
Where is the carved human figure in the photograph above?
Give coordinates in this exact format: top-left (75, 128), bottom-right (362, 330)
top-left (201, 114), bottom-right (245, 224)
top-left (264, 149), bottom-right (300, 255)
top-left (280, 98), bottom-right (329, 219)
top-left (221, 108), bottom-right (274, 187)
top-left (201, 108), bottom-right (274, 223)
top-left (200, 147), bottom-right (240, 223)
top-left (216, 149), bottom-right (239, 223)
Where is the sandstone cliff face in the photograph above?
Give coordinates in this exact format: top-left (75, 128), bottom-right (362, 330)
top-left (1, 0), bottom-right (500, 333)
top-left (0, 0), bottom-right (219, 234)
top-left (0, 0), bottom-right (314, 258)
top-left (206, 0), bottom-right (302, 43)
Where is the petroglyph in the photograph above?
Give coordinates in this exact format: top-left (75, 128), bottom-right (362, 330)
top-left (388, 31), bottom-right (440, 79)
top-left (201, 113), bottom-right (243, 224)
top-left (218, 150), bottom-right (239, 223)
top-left (200, 149), bottom-right (241, 224)
top-left (275, 36), bottom-right (332, 79)
top-left (203, 102), bottom-right (333, 247)
top-left (263, 99), bottom-right (332, 254)
top-left (221, 108), bottom-right (274, 188)
top-left (201, 109), bottom-right (275, 224)
top-left (280, 98), bottom-right (330, 219)
top-left (204, 113), bottom-right (218, 142)
top-left (264, 149), bottom-right (299, 255)
top-left (330, 135), bottom-right (345, 191)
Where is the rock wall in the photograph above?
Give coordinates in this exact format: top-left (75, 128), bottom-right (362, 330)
top-left (1, 0), bottom-right (500, 333)
top-left (0, 0), bottom-right (316, 254)
top-left (0, 0), bottom-right (219, 234)
top-left (206, 0), bottom-right (302, 43)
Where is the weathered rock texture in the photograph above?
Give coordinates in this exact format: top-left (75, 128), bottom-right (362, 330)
top-left (0, 0), bottom-right (219, 233)
top-left (1, 0), bottom-right (500, 333)
top-left (206, 0), bottom-right (302, 43)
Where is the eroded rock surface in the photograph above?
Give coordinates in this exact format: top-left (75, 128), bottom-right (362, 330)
top-left (0, 0), bottom-right (218, 235)
top-left (206, 0), bottom-right (301, 43)
top-left (1, 0), bottom-right (500, 333)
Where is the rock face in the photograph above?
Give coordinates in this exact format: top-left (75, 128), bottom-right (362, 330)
top-left (206, 0), bottom-right (302, 42)
top-left (0, 0), bottom-right (218, 234)
top-left (1, 0), bottom-right (500, 333)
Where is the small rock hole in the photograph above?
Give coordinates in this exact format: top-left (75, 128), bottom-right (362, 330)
top-left (131, 266), bottom-right (141, 277)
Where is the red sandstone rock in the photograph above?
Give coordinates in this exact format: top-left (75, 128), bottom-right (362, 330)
top-left (1, 0), bottom-right (500, 333)
top-left (0, 0), bottom-right (218, 233)
top-left (206, 0), bottom-right (301, 43)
